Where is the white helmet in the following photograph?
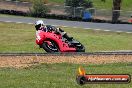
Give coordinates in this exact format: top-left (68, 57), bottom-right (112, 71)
top-left (35, 20), bottom-right (45, 30)
top-left (35, 20), bottom-right (44, 26)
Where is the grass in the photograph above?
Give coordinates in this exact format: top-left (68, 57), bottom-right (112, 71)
top-left (0, 62), bottom-right (132, 88)
top-left (0, 22), bottom-right (43, 53)
top-left (91, 0), bottom-right (132, 10)
top-left (48, 0), bottom-right (64, 3)
top-left (0, 22), bottom-right (132, 53)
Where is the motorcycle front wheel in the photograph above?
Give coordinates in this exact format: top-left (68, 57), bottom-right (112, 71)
top-left (42, 41), bottom-right (59, 53)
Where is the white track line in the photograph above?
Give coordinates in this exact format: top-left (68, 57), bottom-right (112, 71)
top-left (62, 26), bottom-right (68, 28)
top-left (94, 29), bottom-right (101, 31)
top-left (84, 28), bottom-right (91, 29)
top-left (4, 21), bottom-right (12, 23)
top-left (126, 32), bottom-right (132, 34)
top-left (27, 23), bottom-right (33, 24)
top-left (73, 27), bottom-right (77, 28)
top-left (116, 31), bottom-right (123, 33)
top-left (103, 30), bottom-right (111, 32)
top-left (16, 22), bottom-right (23, 24)
top-left (52, 25), bottom-right (59, 26)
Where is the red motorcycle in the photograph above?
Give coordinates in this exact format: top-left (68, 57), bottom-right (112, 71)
top-left (36, 26), bottom-right (85, 53)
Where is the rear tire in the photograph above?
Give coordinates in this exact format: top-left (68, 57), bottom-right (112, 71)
top-left (42, 41), bottom-right (59, 53)
top-left (68, 39), bottom-right (85, 52)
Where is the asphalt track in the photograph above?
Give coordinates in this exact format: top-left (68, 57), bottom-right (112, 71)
top-left (0, 16), bottom-right (132, 33)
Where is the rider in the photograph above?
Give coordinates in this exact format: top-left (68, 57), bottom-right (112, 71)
top-left (35, 20), bottom-right (73, 40)
top-left (128, 15), bottom-right (132, 23)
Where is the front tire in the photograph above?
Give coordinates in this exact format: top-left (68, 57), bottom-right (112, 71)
top-left (42, 41), bottom-right (59, 53)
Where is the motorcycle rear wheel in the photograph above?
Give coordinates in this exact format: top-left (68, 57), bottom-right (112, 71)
top-left (75, 43), bottom-right (85, 52)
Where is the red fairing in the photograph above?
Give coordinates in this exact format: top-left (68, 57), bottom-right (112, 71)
top-left (35, 30), bottom-right (76, 52)
top-left (36, 30), bottom-right (45, 45)
top-left (128, 19), bottom-right (132, 23)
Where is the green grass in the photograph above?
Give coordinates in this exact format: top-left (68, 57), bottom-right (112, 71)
top-left (0, 22), bottom-right (132, 53)
top-left (0, 62), bottom-right (132, 88)
top-left (92, 0), bottom-right (132, 10)
top-left (0, 22), bottom-right (43, 53)
top-left (48, 0), bottom-right (64, 3)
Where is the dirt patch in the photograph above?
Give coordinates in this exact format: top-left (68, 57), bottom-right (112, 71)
top-left (0, 55), bottom-right (132, 68)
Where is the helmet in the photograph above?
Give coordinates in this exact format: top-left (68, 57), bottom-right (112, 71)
top-left (35, 20), bottom-right (44, 30)
top-left (35, 20), bottom-right (44, 26)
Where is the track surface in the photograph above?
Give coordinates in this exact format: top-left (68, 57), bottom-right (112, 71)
top-left (1, 52), bottom-right (132, 56)
top-left (0, 16), bottom-right (132, 32)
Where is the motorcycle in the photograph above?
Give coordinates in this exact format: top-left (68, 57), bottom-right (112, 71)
top-left (36, 26), bottom-right (85, 53)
